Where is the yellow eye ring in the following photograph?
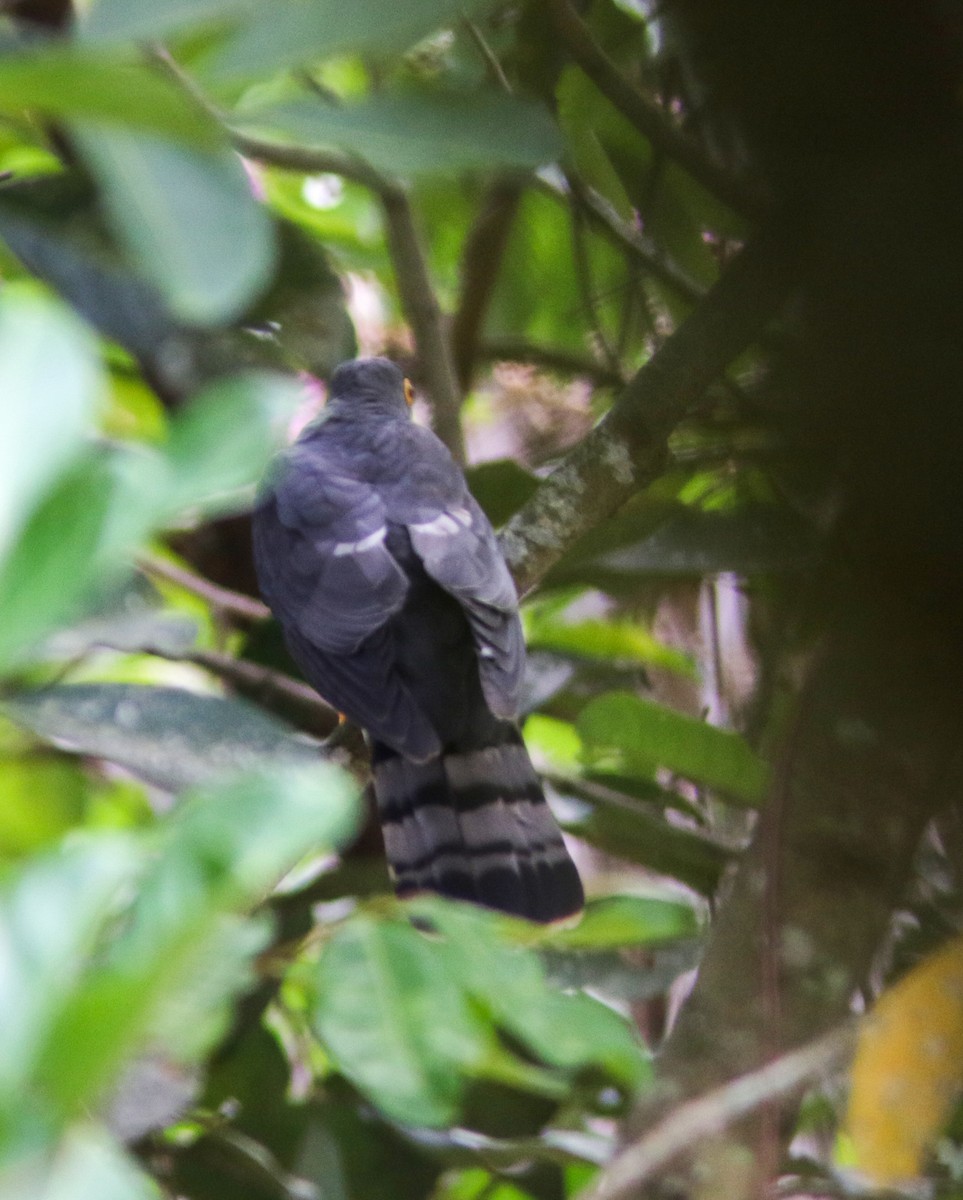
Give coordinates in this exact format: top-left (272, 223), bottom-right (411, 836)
top-left (404, 378), bottom-right (415, 406)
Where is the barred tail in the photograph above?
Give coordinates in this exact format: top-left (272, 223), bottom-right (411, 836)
top-left (372, 724), bottom-right (584, 923)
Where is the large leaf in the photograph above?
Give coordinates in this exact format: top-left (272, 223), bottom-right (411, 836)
top-left (546, 895), bottom-right (700, 951)
top-left (577, 691), bottom-right (767, 805)
top-left (0, 452), bottom-right (118, 671)
top-left (0, 48), bottom-right (218, 145)
top-left (237, 91), bottom-right (562, 177)
top-left (312, 915), bottom-right (491, 1127)
top-left (202, 0), bottom-right (500, 80)
top-left (1, 685), bottom-right (319, 792)
top-left (0, 292), bottom-right (104, 567)
top-left (0, 174), bottom-right (185, 363)
top-left (410, 900), bottom-right (650, 1095)
top-left (39, 761), bottom-right (358, 1114)
top-left (73, 126), bottom-right (275, 325)
top-left (80, 0), bottom-right (251, 44)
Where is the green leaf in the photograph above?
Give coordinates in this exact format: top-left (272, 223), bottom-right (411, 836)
top-left (0, 451), bottom-right (118, 672)
top-left (1, 685), bottom-right (321, 792)
top-left (0, 292), bottom-right (104, 567)
top-left (546, 895), bottom-right (700, 950)
top-left (73, 127), bottom-right (275, 325)
top-left (42, 762), bottom-right (358, 1111)
top-left (0, 755), bottom-right (89, 857)
top-left (0, 839), bottom-right (142, 1099)
top-left (0, 49), bottom-right (218, 145)
top-left (312, 916), bottom-right (490, 1127)
top-left (80, 0), bottom-right (250, 45)
top-left (526, 612), bottom-right (695, 676)
top-left (0, 174), bottom-right (185, 364)
top-left (203, 0), bottom-right (500, 79)
top-left (162, 372), bottom-right (304, 514)
top-left (466, 460), bottom-right (539, 528)
top-left (238, 90), bottom-right (562, 176)
top-left (31, 1127), bottom-right (159, 1200)
top-left (577, 692), bottom-right (768, 804)
top-left (411, 901), bottom-right (651, 1095)
top-left (563, 794), bottom-right (729, 895)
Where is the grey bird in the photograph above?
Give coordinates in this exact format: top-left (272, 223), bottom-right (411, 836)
top-left (252, 357), bottom-right (583, 922)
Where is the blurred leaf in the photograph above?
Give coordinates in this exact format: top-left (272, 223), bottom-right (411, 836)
top-left (204, 0), bottom-right (500, 79)
top-left (80, 0), bottom-right (249, 44)
top-left (73, 127), bottom-right (275, 325)
top-left (28, 1126), bottom-right (158, 1200)
top-left (0, 174), bottom-right (186, 365)
top-left (43, 761), bottom-right (359, 1112)
top-left (0, 839), bottom-right (141, 1100)
top-left (2, 685), bottom-right (320, 792)
top-left (0, 451), bottom-right (118, 672)
top-left (0, 49), bottom-right (218, 145)
top-left (546, 895), bottom-right (699, 951)
top-left (0, 291), bottom-right (104, 566)
top-left (0, 755), bottom-right (89, 857)
top-left (577, 692), bottom-right (767, 805)
top-left (845, 934), bottom-right (963, 1186)
top-left (312, 915), bottom-right (491, 1127)
top-left (162, 372), bottom-right (306, 514)
top-left (239, 91), bottom-right (562, 176)
top-left (467, 460), bottom-right (539, 528)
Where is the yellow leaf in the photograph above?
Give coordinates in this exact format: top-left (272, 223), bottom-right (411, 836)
top-left (845, 934), bottom-right (963, 1184)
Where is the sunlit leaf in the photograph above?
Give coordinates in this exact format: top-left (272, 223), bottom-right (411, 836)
top-left (546, 895), bottom-right (700, 950)
top-left (312, 915), bottom-right (491, 1127)
top-left (577, 692), bottom-right (767, 805)
top-left (0, 292), bottom-right (104, 567)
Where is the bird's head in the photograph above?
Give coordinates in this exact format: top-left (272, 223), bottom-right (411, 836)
top-left (328, 357), bottom-right (415, 417)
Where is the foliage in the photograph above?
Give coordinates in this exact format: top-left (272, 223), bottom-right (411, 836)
top-left (0, 1), bottom-right (959, 1198)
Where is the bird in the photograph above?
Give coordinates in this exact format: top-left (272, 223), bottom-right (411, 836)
top-left (252, 356), bottom-right (584, 922)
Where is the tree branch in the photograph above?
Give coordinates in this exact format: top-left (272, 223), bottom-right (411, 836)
top-left (380, 188), bottom-right (466, 463)
top-left (563, 176), bottom-right (707, 306)
top-left (498, 224), bottom-right (796, 595)
top-left (138, 554), bottom-right (270, 624)
top-left (478, 336), bottom-right (626, 387)
top-left (547, 0), bottom-right (767, 220)
top-left (451, 177), bottom-right (526, 392)
top-left (579, 1023), bottom-right (857, 1200)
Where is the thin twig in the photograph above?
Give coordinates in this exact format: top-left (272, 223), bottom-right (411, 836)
top-left (381, 189), bottom-right (466, 463)
top-left (547, 0), bottom-right (767, 220)
top-left (138, 555), bottom-right (270, 624)
top-left (462, 17), bottom-right (513, 93)
top-left (560, 174), bottom-right (707, 306)
top-left (578, 1023), bottom-right (857, 1200)
top-left (477, 336), bottom-right (625, 387)
top-left (154, 48), bottom-right (465, 459)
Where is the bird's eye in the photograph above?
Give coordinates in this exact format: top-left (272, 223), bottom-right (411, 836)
top-left (404, 378), bottom-right (415, 406)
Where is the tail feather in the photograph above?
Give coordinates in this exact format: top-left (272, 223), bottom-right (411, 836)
top-left (372, 725), bottom-right (583, 923)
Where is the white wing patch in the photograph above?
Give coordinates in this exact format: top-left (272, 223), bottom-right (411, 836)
top-left (412, 507), bottom-right (473, 537)
top-left (333, 526), bottom-right (387, 556)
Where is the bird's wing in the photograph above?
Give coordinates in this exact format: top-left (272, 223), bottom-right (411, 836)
top-left (390, 427), bottom-right (526, 719)
top-left (253, 445), bottom-right (442, 759)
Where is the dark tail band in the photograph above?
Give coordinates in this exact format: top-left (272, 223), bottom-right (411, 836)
top-left (372, 725), bottom-right (583, 923)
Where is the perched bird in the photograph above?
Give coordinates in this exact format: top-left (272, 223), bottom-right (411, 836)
top-left (252, 357), bottom-right (583, 922)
